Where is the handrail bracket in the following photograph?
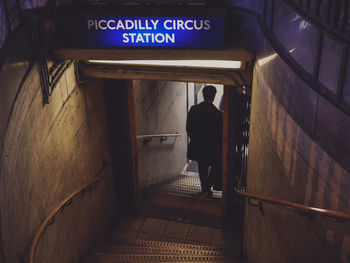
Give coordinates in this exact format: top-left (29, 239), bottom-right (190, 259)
top-left (248, 197), bottom-right (264, 215)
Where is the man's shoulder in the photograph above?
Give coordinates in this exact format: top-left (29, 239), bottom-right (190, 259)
top-left (190, 102), bottom-right (222, 114)
top-left (207, 102), bottom-right (222, 114)
top-left (189, 102), bottom-right (204, 112)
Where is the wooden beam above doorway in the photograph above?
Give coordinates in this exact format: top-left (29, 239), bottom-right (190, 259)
top-left (80, 62), bottom-right (250, 86)
top-left (54, 48), bottom-right (253, 62)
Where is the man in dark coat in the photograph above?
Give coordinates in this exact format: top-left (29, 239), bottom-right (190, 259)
top-left (186, 85), bottom-right (223, 196)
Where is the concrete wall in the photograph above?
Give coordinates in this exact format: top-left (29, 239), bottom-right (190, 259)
top-left (235, 2), bottom-right (350, 263)
top-left (0, 63), bottom-right (117, 263)
top-left (133, 80), bottom-right (187, 189)
top-left (246, 62), bottom-right (350, 263)
top-left (0, 26), bottom-right (33, 262)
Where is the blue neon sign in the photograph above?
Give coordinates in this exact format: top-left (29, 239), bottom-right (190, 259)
top-left (77, 16), bottom-right (224, 48)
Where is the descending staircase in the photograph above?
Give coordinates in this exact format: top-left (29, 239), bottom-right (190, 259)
top-left (95, 238), bottom-right (234, 262)
top-left (86, 173), bottom-right (241, 263)
top-left (138, 174), bottom-right (223, 227)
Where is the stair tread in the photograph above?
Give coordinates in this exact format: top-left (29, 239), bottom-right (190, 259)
top-left (142, 174), bottom-right (222, 199)
top-left (148, 188), bottom-right (221, 200)
top-left (105, 238), bottom-right (229, 251)
top-left (98, 245), bottom-right (231, 256)
top-left (96, 252), bottom-right (231, 262)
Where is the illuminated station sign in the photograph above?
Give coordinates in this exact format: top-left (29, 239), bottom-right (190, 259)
top-left (76, 16), bottom-right (224, 48)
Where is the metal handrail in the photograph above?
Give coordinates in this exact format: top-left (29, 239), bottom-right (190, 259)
top-left (136, 133), bottom-right (182, 139)
top-left (136, 133), bottom-right (182, 143)
top-left (28, 165), bottom-right (109, 263)
top-left (236, 189), bottom-right (350, 222)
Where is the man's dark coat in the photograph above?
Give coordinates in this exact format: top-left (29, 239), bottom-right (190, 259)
top-left (186, 101), bottom-right (223, 162)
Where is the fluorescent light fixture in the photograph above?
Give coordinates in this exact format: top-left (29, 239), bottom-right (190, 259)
top-left (87, 60), bottom-right (242, 69)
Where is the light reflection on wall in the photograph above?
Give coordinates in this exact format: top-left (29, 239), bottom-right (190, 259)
top-left (257, 53), bottom-right (278, 67)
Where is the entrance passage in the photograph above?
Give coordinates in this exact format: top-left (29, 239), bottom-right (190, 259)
top-left (131, 80), bottom-right (224, 226)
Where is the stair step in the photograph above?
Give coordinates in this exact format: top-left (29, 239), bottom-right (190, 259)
top-left (107, 238), bottom-right (228, 252)
top-left (157, 175), bottom-right (222, 198)
top-left (96, 253), bottom-right (230, 262)
top-left (150, 188), bottom-right (221, 200)
top-left (99, 245), bottom-right (229, 256)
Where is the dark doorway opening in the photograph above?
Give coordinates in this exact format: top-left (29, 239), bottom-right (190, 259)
top-left (128, 80), bottom-right (224, 227)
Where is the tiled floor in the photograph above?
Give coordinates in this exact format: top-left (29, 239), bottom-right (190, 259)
top-left (113, 216), bottom-right (230, 247)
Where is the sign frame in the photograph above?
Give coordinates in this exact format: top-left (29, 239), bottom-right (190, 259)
top-left (56, 5), bottom-right (228, 50)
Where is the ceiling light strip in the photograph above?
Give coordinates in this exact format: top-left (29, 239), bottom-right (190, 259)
top-left (87, 60), bottom-right (241, 69)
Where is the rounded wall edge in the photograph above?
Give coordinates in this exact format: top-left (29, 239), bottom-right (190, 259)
top-left (243, 61), bottom-right (350, 263)
top-left (0, 62), bottom-right (118, 263)
top-left (229, 2), bottom-right (350, 174)
top-left (234, 3), bottom-right (350, 262)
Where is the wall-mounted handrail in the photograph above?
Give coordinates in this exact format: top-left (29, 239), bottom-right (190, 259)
top-left (236, 189), bottom-right (350, 222)
top-left (28, 165), bottom-right (109, 263)
top-left (136, 133), bottom-right (182, 139)
top-left (136, 133), bottom-right (182, 143)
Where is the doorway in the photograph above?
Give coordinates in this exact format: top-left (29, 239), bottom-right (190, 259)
top-left (128, 79), bottom-right (226, 226)
top-left (95, 57), bottom-right (253, 226)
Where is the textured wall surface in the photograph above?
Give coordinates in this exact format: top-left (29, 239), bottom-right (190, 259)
top-left (133, 80), bottom-right (187, 189)
top-left (0, 64), bottom-right (117, 263)
top-left (241, 4), bottom-right (350, 262)
top-left (245, 63), bottom-right (350, 263)
top-left (0, 27), bottom-right (33, 261)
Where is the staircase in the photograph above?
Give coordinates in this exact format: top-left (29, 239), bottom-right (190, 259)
top-left (87, 216), bottom-right (240, 263)
top-left (139, 174), bottom-right (223, 227)
top-left (85, 172), bottom-right (242, 263)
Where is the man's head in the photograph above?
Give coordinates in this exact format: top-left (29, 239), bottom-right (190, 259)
top-left (202, 85), bottom-right (217, 103)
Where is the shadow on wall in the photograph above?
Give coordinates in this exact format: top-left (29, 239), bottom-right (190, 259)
top-left (133, 80), bottom-right (188, 189)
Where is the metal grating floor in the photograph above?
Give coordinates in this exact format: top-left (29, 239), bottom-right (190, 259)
top-left (157, 174), bottom-right (222, 199)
